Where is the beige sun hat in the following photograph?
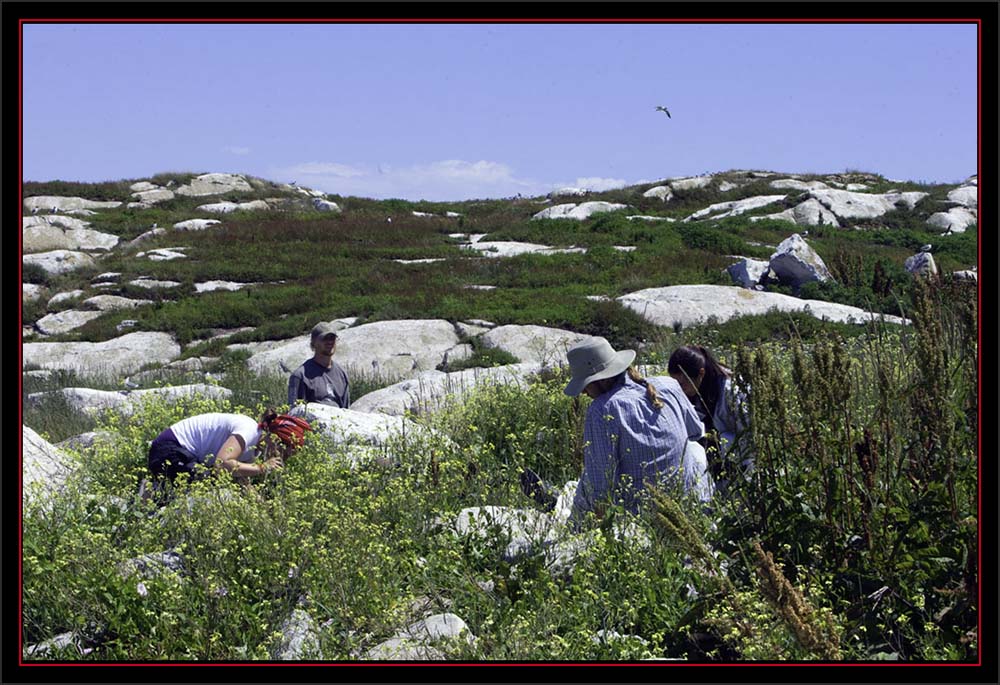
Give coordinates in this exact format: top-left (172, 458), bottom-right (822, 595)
top-left (563, 337), bottom-right (636, 396)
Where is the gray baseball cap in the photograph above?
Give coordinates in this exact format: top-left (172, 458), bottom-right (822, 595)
top-left (310, 322), bottom-right (340, 343)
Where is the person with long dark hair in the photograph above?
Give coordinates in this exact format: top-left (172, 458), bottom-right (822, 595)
top-left (667, 345), bottom-right (751, 484)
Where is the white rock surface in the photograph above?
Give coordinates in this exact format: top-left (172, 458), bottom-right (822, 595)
top-left (946, 185), bottom-right (977, 209)
top-left (626, 215), bottom-right (675, 222)
top-left (194, 281), bottom-right (252, 293)
top-left (35, 310), bottom-right (104, 335)
top-left (47, 289), bottom-right (85, 307)
top-left (532, 201), bottom-right (628, 221)
top-left (22, 425), bottom-right (73, 502)
top-left (23, 196), bottom-right (122, 212)
top-left (769, 179), bottom-right (831, 192)
top-left (479, 324), bottom-right (593, 366)
top-left (270, 608), bottom-right (321, 660)
top-left (727, 258), bottom-right (771, 288)
top-left (618, 284), bottom-right (909, 328)
top-left (132, 188), bottom-right (175, 204)
top-left (312, 198), bottom-right (341, 212)
top-left (668, 176), bottom-right (714, 191)
top-left (288, 402), bottom-right (434, 448)
top-left (351, 363), bottom-right (544, 417)
top-left (174, 172), bottom-right (253, 197)
top-left (904, 252), bottom-right (938, 277)
top-left (642, 186), bottom-right (673, 201)
top-left (684, 195), bottom-right (786, 222)
top-left (83, 295), bottom-right (153, 311)
top-left (23, 284), bottom-right (47, 303)
top-left (927, 206), bottom-right (976, 233)
top-left (136, 247), bottom-right (188, 261)
top-left (549, 187), bottom-right (588, 197)
top-left (246, 319), bottom-right (458, 380)
top-left (173, 219), bottom-right (222, 231)
top-left (22, 331), bottom-right (181, 378)
top-left (129, 278), bottom-right (181, 289)
top-left (769, 233), bottom-right (833, 286)
top-left (23, 250), bottom-right (97, 275)
top-left (196, 200), bottom-right (270, 214)
top-left (460, 241), bottom-right (586, 258)
top-left (753, 198), bottom-right (841, 227)
top-left (27, 384), bottom-right (232, 418)
top-left (808, 188), bottom-right (928, 219)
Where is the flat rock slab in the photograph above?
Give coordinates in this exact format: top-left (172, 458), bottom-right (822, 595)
top-left (35, 310), bottom-right (104, 336)
top-left (618, 284), bottom-right (909, 328)
top-left (173, 219), bottom-right (222, 231)
top-left (927, 206), bottom-right (976, 233)
top-left (196, 200), bottom-right (270, 213)
top-left (23, 196), bottom-right (122, 212)
top-left (460, 241), bottom-right (586, 258)
top-left (531, 201), bottom-right (628, 221)
top-left (684, 195), bottom-right (786, 222)
top-left (23, 250), bottom-right (97, 276)
top-left (22, 331), bottom-right (181, 378)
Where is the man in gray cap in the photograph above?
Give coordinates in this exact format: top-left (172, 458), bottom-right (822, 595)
top-left (561, 336), bottom-right (711, 527)
top-left (287, 322), bottom-right (351, 409)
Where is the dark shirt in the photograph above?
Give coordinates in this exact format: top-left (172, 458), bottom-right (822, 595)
top-left (287, 358), bottom-right (351, 408)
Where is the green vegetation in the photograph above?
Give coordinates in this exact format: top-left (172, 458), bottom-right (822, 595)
top-left (21, 278), bottom-right (977, 661)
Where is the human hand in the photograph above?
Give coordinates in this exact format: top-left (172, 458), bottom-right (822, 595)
top-left (261, 456), bottom-right (284, 474)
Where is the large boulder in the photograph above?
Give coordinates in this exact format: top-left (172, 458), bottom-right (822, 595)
top-left (642, 186), bottom-right (673, 201)
top-left (927, 206), bottom-right (976, 233)
top-left (618, 284), bottom-right (908, 328)
top-left (904, 252), bottom-right (938, 278)
top-left (726, 258), bottom-right (771, 289)
top-left (531, 201), bottom-right (628, 221)
top-left (479, 325), bottom-right (594, 366)
top-left (173, 219), bottom-right (222, 231)
top-left (83, 295), bottom-right (154, 311)
top-left (23, 425), bottom-right (73, 502)
top-left (22, 332), bottom-right (181, 378)
top-left (288, 402), bottom-right (436, 450)
top-left (174, 172), bottom-right (253, 197)
top-left (946, 185), bottom-right (977, 209)
top-left (351, 363), bottom-right (544, 417)
top-left (668, 176), bottom-right (713, 191)
top-left (246, 319), bottom-right (461, 380)
top-left (22, 250), bottom-right (97, 276)
top-left (769, 179), bottom-right (831, 192)
top-left (768, 233), bottom-right (833, 287)
top-left (808, 188), bottom-right (928, 220)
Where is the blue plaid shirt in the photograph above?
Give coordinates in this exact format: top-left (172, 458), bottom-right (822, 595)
top-left (572, 375), bottom-right (706, 522)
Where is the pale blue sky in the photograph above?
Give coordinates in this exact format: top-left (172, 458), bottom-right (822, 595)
top-left (22, 22), bottom-right (978, 201)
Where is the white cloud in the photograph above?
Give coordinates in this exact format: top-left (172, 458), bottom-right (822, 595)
top-left (566, 176), bottom-right (629, 192)
top-left (225, 146), bottom-right (251, 156)
top-left (271, 159), bottom-right (544, 201)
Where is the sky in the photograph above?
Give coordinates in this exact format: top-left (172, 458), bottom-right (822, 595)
top-left (21, 22), bottom-right (979, 201)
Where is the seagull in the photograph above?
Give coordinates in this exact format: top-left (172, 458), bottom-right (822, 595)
top-left (122, 376), bottom-right (139, 390)
top-left (31, 207), bottom-right (39, 214)
top-left (151, 222), bottom-right (158, 229)
top-left (655, 105), bottom-right (671, 118)
top-left (920, 244), bottom-right (932, 253)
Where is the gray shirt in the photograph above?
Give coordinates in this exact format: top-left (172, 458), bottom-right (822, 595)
top-left (288, 358), bottom-right (351, 408)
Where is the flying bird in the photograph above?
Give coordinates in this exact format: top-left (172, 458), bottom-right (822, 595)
top-left (655, 106), bottom-right (671, 118)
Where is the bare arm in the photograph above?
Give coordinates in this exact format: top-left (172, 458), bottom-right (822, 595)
top-left (215, 434), bottom-right (282, 478)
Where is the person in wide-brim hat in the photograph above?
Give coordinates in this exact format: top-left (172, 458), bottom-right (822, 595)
top-left (554, 336), bottom-right (713, 527)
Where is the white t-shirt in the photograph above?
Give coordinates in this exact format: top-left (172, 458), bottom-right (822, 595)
top-left (170, 413), bottom-right (263, 463)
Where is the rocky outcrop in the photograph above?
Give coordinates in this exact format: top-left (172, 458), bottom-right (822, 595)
top-left (807, 188), bottom-right (928, 220)
top-left (752, 198), bottom-right (841, 227)
top-left (173, 219), bottom-right (222, 231)
top-left (946, 185), bottom-right (977, 209)
top-left (927, 206), bottom-right (976, 233)
top-left (684, 195), bottom-right (786, 222)
top-left (667, 176), bottom-right (713, 191)
top-left (312, 198), bottom-right (341, 212)
top-left (23, 250), bottom-right (97, 276)
top-left (288, 403), bottom-right (439, 458)
top-left (23, 425), bottom-right (73, 502)
top-left (642, 186), bottom-right (673, 201)
top-left (22, 223), bottom-right (121, 253)
top-left (768, 233), bottom-right (833, 287)
top-left (361, 613), bottom-right (474, 660)
top-left (35, 310), bottom-right (104, 336)
top-left (22, 331), bottom-right (181, 378)
top-left (23, 196), bottom-right (122, 212)
top-left (618, 284), bottom-right (908, 328)
top-left (531, 201), bottom-right (628, 221)
top-left (174, 173), bottom-right (253, 197)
